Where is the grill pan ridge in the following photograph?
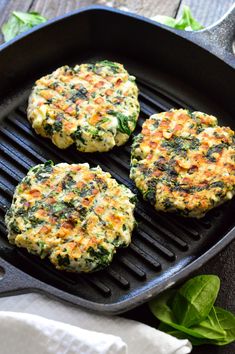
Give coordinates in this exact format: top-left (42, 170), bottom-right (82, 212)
top-left (0, 6), bottom-right (235, 314)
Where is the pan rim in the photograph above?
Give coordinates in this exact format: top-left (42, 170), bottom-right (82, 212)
top-left (0, 5), bottom-right (234, 69)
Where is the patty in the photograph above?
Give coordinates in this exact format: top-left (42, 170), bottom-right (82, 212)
top-left (5, 161), bottom-right (136, 272)
top-left (130, 109), bottom-right (235, 218)
top-left (27, 61), bottom-right (140, 152)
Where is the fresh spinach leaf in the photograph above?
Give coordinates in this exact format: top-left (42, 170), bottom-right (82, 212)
top-left (149, 289), bottom-right (224, 340)
top-left (149, 289), bottom-right (176, 324)
top-left (174, 6), bottom-right (204, 30)
top-left (152, 16), bottom-right (177, 28)
top-left (213, 307), bottom-right (235, 345)
top-left (191, 307), bottom-right (226, 340)
top-left (159, 307), bottom-right (235, 346)
top-left (152, 6), bottom-right (204, 31)
top-left (172, 275), bottom-right (220, 327)
top-left (149, 275), bottom-right (235, 346)
top-left (158, 323), bottom-right (214, 346)
top-left (2, 11), bottom-right (47, 42)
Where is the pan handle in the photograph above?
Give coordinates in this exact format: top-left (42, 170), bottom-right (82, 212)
top-left (188, 4), bottom-right (235, 59)
top-left (0, 257), bottom-right (40, 296)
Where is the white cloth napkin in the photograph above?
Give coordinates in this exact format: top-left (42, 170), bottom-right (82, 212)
top-left (0, 311), bottom-right (126, 354)
top-left (0, 293), bottom-right (192, 354)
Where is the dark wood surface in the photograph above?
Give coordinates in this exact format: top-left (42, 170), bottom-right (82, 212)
top-left (0, 1), bottom-right (234, 353)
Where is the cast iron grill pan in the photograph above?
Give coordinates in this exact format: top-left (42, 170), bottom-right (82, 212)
top-left (0, 6), bottom-right (234, 314)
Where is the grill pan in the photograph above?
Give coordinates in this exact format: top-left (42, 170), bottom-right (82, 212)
top-left (0, 5), bottom-right (235, 314)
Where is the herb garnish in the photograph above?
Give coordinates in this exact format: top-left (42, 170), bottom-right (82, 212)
top-left (152, 6), bottom-right (204, 31)
top-left (1, 11), bottom-right (47, 42)
top-left (149, 275), bottom-right (235, 346)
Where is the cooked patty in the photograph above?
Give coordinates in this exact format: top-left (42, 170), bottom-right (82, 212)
top-left (27, 61), bottom-right (140, 152)
top-left (5, 162), bottom-right (136, 272)
top-left (130, 109), bottom-right (235, 218)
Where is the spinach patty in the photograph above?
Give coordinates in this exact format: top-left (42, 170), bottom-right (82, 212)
top-left (130, 109), bottom-right (235, 218)
top-left (27, 61), bottom-right (140, 152)
top-left (5, 162), bottom-right (136, 272)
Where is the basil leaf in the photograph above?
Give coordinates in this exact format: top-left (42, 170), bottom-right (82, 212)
top-left (172, 275), bottom-right (220, 327)
top-left (152, 5), bottom-right (204, 31)
top-left (1, 11), bottom-right (46, 42)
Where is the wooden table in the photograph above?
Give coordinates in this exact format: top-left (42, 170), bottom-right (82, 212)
top-left (0, 1), bottom-right (234, 353)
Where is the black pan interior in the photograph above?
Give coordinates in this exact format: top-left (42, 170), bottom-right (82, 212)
top-left (0, 8), bottom-right (234, 311)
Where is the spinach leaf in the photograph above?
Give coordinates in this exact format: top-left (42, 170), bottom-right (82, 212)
top-left (172, 275), bottom-right (220, 327)
top-left (152, 6), bottom-right (204, 31)
top-left (108, 111), bottom-right (131, 135)
top-left (53, 120), bottom-right (63, 132)
top-left (9, 221), bottom-right (21, 234)
top-left (149, 290), bottom-right (224, 340)
top-left (2, 11), bottom-right (47, 42)
top-left (37, 241), bottom-right (48, 259)
top-left (149, 275), bottom-right (235, 347)
top-left (44, 160), bottom-right (53, 167)
top-left (98, 60), bottom-right (120, 73)
top-left (98, 118), bottom-right (110, 125)
top-left (152, 16), bottom-right (177, 28)
top-left (191, 307), bottom-right (226, 340)
top-left (173, 6), bottom-right (204, 30)
top-left (144, 179), bottom-right (157, 205)
top-left (158, 323), bottom-right (214, 346)
top-left (71, 127), bottom-right (86, 144)
top-left (159, 307), bottom-right (235, 346)
top-left (73, 87), bottom-right (88, 100)
top-left (44, 123), bottom-right (53, 136)
top-left (213, 307), bottom-right (235, 345)
top-left (206, 143), bottom-right (227, 162)
top-left (149, 289), bottom-right (176, 324)
top-left (57, 254), bottom-right (70, 267)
